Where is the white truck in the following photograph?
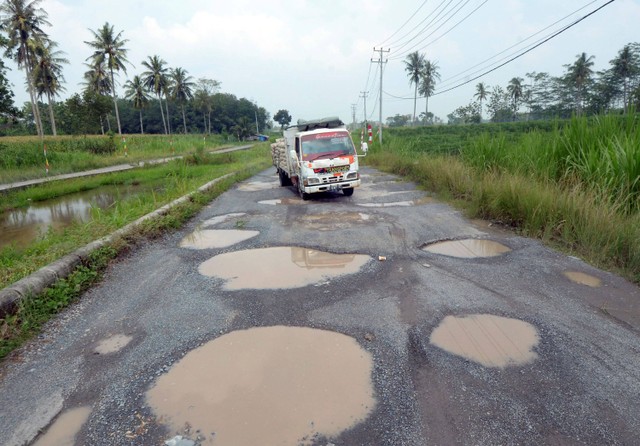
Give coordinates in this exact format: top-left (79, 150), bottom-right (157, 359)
top-left (271, 117), bottom-right (364, 200)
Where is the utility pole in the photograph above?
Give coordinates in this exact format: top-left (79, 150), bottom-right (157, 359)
top-left (359, 91), bottom-right (369, 129)
top-left (351, 103), bottom-right (357, 130)
top-left (372, 47), bottom-right (390, 144)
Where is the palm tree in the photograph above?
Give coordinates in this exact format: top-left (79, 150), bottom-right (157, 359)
top-left (170, 67), bottom-right (195, 134)
top-left (610, 44), bottom-right (640, 113)
top-left (32, 39), bottom-right (67, 136)
top-left (404, 51), bottom-right (425, 125)
top-left (474, 82), bottom-right (488, 122)
top-left (507, 77), bottom-right (524, 121)
top-left (565, 52), bottom-right (595, 115)
top-left (141, 55), bottom-right (169, 134)
top-left (85, 22), bottom-right (130, 134)
top-left (418, 60), bottom-right (440, 125)
top-left (124, 75), bottom-right (149, 134)
top-left (0, 0), bottom-right (50, 137)
top-left (82, 60), bottom-right (112, 133)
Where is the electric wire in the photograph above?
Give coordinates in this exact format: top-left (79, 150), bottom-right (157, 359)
top-left (385, 0), bottom-right (453, 48)
top-left (377, 0), bottom-right (430, 46)
top-left (392, 0), bottom-right (463, 53)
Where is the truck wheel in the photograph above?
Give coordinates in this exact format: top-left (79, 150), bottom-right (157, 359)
top-left (278, 169), bottom-right (287, 187)
top-left (342, 187), bottom-right (354, 197)
top-left (299, 185), bottom-right (311, 201)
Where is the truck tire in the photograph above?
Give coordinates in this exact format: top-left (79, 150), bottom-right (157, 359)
top-left (342, 187), bottom-right (354, 197)
top-left (278, 169), bottom-right (288, 187)
top-left (299, 185), bottom-right (311, 201)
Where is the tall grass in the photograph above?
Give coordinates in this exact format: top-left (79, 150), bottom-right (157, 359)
top-left (366, 116), bottom-right (640, 284)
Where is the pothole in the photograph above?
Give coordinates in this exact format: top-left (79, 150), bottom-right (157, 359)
top-left (33, 406), bottom-right (91, 446)
top-left (297, 212), bottom-right (373, 231)
top-left (357, 201), bottom-right (414, 208)
top-left (180, 230), bottom-right (259, 249)
top-left (563, 271), bottom-right (602, 288)
top-left (237, 181), bottom-right (278, 192)
top-left (198, 247), bottom-right (370, 290)
top-left (423, 239), bottom-right (511, 258)
top-left (430, 314), bottom-right (539, 368)
top-left (147, 326), bottom-right (375, 446)
top-left (94, 334), bottom-right (133, 355)
top-left (258, 198), bottom-right (305, 206)
top-left (202, 213), bottom-right (246, 227)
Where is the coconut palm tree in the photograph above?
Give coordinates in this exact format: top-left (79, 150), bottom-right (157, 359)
top-left (124, 75), bottom-right (149, 134)
top-left (170, 67), bottom-right (195, 134)
top-left (32, 39), bottom-right (67, 136)
top-left (0, 0), bottom-right (50, 137)
top-left (474, 82), bottom-right (488, 122)
top-left (85, 22), bottom-right (130, 134)
top-left (507, 77), bottom-right (524, 121)
top-left (141, 55), bottom-right (169, 134)
top-left (418, 60), bottom-right (440, 125)
top-left (610, 44), bottom-right (640, 113)
top-left (565, 52), bottom-right (594, 115)
top-left (82, 60), bottom-right (112, 134)
top-left (404, 51), bottom-right (425, 125)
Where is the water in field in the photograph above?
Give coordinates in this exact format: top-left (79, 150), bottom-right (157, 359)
top-left (0, 185), bottom-right (152, 250)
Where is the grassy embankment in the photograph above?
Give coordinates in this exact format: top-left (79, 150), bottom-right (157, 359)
top-left (0, 142), bottom-right (271, 359)
top-left (364, 115), bottom-right (640, 284)
top-left (0, 133), bottom-right (236, 183)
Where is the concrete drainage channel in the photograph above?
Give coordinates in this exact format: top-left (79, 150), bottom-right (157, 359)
top-left (0, 173), bottom-right (236, 318)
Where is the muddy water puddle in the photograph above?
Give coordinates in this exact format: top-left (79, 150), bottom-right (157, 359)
top-left (430, 314), bottom-right (539, 368)
top-left (297, 212), bottom-right (373, 231)
top-left (33, 406), bottom-right (91, 446)
top-left (94, 334), bottom-right (133, 355)
top-left (258, 198), bottom-right (305, 206)
top-left (199, 247), bottom-right (370, 290)
top-left (202, 212), bottom-right (246, 227)
top-left (237, 180), bottom-right (278, 192)
top-left (564, 271), bottom-right (602, 288)
top-left (147, 326), bottom-right (375, 446)
top-left (180, 229), bottom-right (259, 249)
top-left (358, 196), bottom-right (434, 208)
top-left (0, 184), bottom-right (153, 249)
top-left (423, 239), bottom-right (511, 258)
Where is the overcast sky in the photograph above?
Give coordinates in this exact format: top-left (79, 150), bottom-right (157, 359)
top-left (4, 0), bottom-right (640, 126)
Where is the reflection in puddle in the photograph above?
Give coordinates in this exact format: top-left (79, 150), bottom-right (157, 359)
top-left (94, 334), bottom-right (133, 355)
top-left (258, 198), bottom-right (305, 206)
top-left (564, 271), bottom-right (602, 288)
top-left (358, 201), bottom-right (414, 208)
top-left (199, 247), bottom-right (370, 290)
top-left (33, 406), bottom-right (91, 446)
top-left (202, 213), bottom-right (246, 227)
top-left (147, 326), bottom-right (375, 446)
top-left (237, 181), bottom-right (278, 192)
top-left (430, 314), bottom-right (539, 368)
top-left (180, 230), bottom-right (259, 249)
top-left (297, 212), bottom-right (372, 231)
top-left (423, 239), bottom-right (511, 258)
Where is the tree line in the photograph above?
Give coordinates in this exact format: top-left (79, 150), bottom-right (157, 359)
top-left (0, 0), bottom-right (272, 138)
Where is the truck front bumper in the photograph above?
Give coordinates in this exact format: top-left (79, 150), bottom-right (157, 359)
top-left (303, 179), bottom-right (361, 194)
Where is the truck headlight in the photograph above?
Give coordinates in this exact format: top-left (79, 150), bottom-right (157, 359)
top-left (346, 172), bottom-right (358, 180)
top-left (307, 177), bottom-right (320, 185)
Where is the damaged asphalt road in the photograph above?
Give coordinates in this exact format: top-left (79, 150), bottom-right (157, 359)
top-left (1, 167), bottom-right (639, 445)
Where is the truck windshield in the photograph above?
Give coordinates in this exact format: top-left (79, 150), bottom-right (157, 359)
top-left (301, 132), bottom-right (355, 161)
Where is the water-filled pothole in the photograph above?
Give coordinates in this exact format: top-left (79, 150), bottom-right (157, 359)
top-left (33, 406), bottom-right (91, 446)
top-left (563, 271), bottom-right (602, 288)
top-left (180, 230), bottom-right (259, 249)
top-left (202, 213), bottom-right (246, 227)
top-left (430, 314), bottom-right (539, 368)
top-left (237, 181), bottom-right (278, 192)
top-left (423, 239), bottom-right (511, 258)
top-left (147, 326), bottom-right (375, 446)
top-left (199, 247), bottom-right (370, 290)
top-left (258, 198), bottom-right (305, 206)
top-left (297, 212), bottom-right (372, 231)
top-left (94, 334), bottom-right (132, 355)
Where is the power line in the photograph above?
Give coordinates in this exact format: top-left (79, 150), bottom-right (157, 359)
top-left (435, 0), bottom-right (601, 88)
top-left (377, 0), bottom-right (430, 46)
top-left (391, 0), bottom-right (488, 61)
top-left (391, 0), bottom-right (461, 52)
top-left (433, 0), bottom-right (616, 96)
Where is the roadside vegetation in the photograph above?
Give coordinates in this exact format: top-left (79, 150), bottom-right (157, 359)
top-left (0, 133), bottom-right (238, 183)
top-left (364, 114), bottom-right (640, 284)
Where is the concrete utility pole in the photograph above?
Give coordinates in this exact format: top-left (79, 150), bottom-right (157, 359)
top-left (360, 91), bottom-right (369, 129)
top-left (372, 47), bottom-right (390, 145)
top-left (351, 103), bottom-right (357, 130)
